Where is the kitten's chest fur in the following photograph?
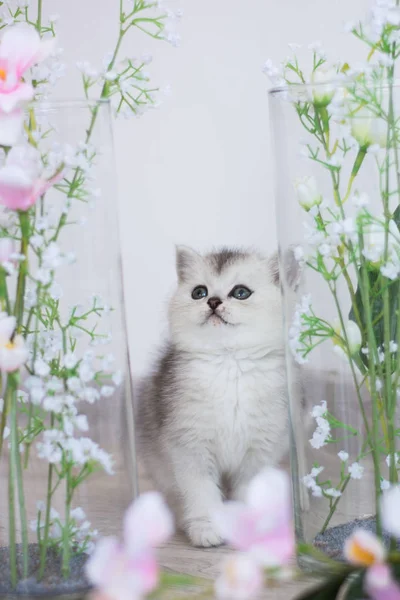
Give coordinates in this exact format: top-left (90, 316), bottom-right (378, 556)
top-left (173, 349), bottom-right (287, 471)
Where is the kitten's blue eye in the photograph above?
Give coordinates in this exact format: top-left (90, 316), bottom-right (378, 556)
top-left (230, 285), bottom-right (252, 300)
top-left (191, 285), bottom-right (208, 300)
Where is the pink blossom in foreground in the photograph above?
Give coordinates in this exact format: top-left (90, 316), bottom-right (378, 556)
top-left (0, 25), bottom-right (55, 114)
top-left (214, 468), bottom-right (295, 567)
top-left (0, 312), bottom-right (28, 372)
top-left (0, 25), bottom-right (55, 145)
top-left (365, 564), bottom-right (400, 600)
top-left (0, 145), bottom-right (61, 211)
top-left (86, 492), bottom-right (174, 600)
top-left (344, 529), bottom-right (386, 567)
top-left (215, 555), bottom-right (263, 600)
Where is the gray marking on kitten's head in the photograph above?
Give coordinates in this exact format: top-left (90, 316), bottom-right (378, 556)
top-left (205, 248), bottom-right (249, 275)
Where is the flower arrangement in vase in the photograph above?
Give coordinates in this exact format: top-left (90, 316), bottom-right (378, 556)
top-left (0, 0), bottom-right (180, 596)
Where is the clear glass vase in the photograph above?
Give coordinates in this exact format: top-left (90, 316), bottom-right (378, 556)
top-left (0, 101), bottom-right (137, 597)
top-left (270, 80), bottom-right (400, 569)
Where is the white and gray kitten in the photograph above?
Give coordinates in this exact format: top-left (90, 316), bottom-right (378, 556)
top-left (137, 246), bottom-right (296, 547)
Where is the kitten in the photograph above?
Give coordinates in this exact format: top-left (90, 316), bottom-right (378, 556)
top-left (137, 246), bottom-right (297, 548)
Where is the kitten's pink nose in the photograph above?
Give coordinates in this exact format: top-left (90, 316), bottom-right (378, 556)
top-left (208, 297), bottom-right (222, 311)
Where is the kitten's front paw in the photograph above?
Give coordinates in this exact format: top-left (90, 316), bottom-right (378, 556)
top-left (186, 519), bottom-right (224, 548)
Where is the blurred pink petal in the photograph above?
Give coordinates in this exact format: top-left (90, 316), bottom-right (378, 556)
top-left (366, 564), bottom-right (400, 600)
top-left (215, 554), bottom-right (263, 600)
top-left (124, 492), bottom-right (174, 552)
top-left (214, 468), bottom-right (295, 567)
top-left (0, 146), bottom-right (61, 211)
top-left (344, 529), bottom-right (386, 567)
top-left (0, 25), bottom-right (56, 113)
top-left (86, 537), bottom-right (158, 600)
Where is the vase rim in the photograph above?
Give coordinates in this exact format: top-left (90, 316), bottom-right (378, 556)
top-left (268, 77), bottom-right (400, 97)
top-left (30, 98), bottom-right (111, 111)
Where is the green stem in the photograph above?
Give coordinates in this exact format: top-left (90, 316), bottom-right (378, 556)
top-left (38, 419), bottom-right (54, 579)
top-left (36, 0), bottom-right (42, 32)
top-left (62, 471), bottom-right (71, 578)
top-left (11, 380), bottom-right (29, 578)
top-left (359, 236), bottom-right (383, 536)
top-left (8, 423), bottom-right (17, 588)
top-left (0, 267), bottom-right (10, 313)
top-left (320, 476), bottom-right (351, 533)
top-left (14, 212), bottom-right (30, 329)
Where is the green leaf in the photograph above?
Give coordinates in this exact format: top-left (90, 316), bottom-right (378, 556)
top-left (294, 575), bottom-right (348, 600)
top-left (341, 571), bottom-right (366, 600)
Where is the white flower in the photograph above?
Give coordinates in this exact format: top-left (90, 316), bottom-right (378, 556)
top-left (294, 246), bottom-right (304, 261)
top-left (80, 387), bottom-right (100, 404)
top-left (380, 261), bottom-right (400, 280)
top-left (34, 358), bottom-right (50, 377)
top-left (294, 176), bottom-right (322, 211)
top-left (302, 474), bottom-right (317, 489)
top-left (100, 385), bottom-right (114, 398)
top-left (43, 395), bottom-right (63, 413)
top-left (112, 370), bottom-right (123, 386)
top-left (310, 65), bottom-right (337, 106)
top-left (64, 353), bottom-right (78, 369)
top-left (310, 429), bottom-right (330, 449)
top-left (344, 529), bottom-right (386, 566)
top-left (0, 398), bottom-right (3, 412)
top-left (381, 479), bottom-right (391, 491)
top-left (351, 108), bottom-right (387, 149)
top-left (311, 485), bottom-right (323, 498)
top-left (67, 377), bottom-right (81, 393)
top-left (348, 462), bottom-right (364, 479)
top-left (333, 319), bottom-right (362, 357)
top-left (30, 234), bottom-right (44, 249)
top-left (338, 451), bottom-right (349, 462)
top-left (351, 192), bottom-right (369, 209)
top-left (0, 313), bottom-right (28, 372)
top-left (311, 466), bottom-right (324, 477)
top-left (71, 507), bottom-right (86, 521)
top-left (36, 268), bottom-right (51, 285)
top-left (42, 242), bottom-right (61, 269)
top-left (37, 430), bottom-right (65, 464)
top-left (390, 341), bottom-right (398, 353)
top-left (325, 488), bottom-right (342, 498)
top-left (311, 401), bottom-right (327, 418)
top-left (79, 362), bottom-right (94, 383)
top-left (385, 453), bottom-right (399, 467)
top-left (25, 287), bottom-right (37, 309)
top-left (75, 414), bottom-right (89, 432)
top-left (102, 353), bottom-right (115, 370)
top-left (381, 485), bottom-right (400, 537)
top-left (3, 425), bottom-right (10, 439)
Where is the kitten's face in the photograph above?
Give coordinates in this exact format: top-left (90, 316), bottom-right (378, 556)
top-left (169, 247), bottom-right (285, 352)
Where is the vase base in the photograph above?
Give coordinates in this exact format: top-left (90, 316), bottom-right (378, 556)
top-left (314, 515), bottom-right (399, 560)
top-left (0, 544), bottom-right (90, 599)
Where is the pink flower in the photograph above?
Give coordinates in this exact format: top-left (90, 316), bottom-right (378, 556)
top-left (86, 492), bottom-right (174, 600)
top-left (365, 564), bottom-right (400, 600)
top-left (0, 145), bottom-right (61, 211)
top-left (344, 529), bottom-right (386, 567)
top-left (214, 468), bottom-right (295, 567)
top-left (215, 555), bottom-right (263, 600)
top-left (0, 25), bottom-right (55, 114)
top-left (86, 538), bottom-right (158, 600)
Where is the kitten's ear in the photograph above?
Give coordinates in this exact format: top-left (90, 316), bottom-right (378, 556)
top-left (175, 246), bottom-right (200, 283)
top-left (269, 247), bottom-right (301, 289)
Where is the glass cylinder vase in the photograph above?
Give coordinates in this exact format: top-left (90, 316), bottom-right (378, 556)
top-left (270, 80), bottom-right (400, 568)
top-left (0, 100), bottom-right (137, 598)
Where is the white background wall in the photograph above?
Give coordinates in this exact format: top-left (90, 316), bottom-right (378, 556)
top-left (49, 0), bottom-right (369, 376)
